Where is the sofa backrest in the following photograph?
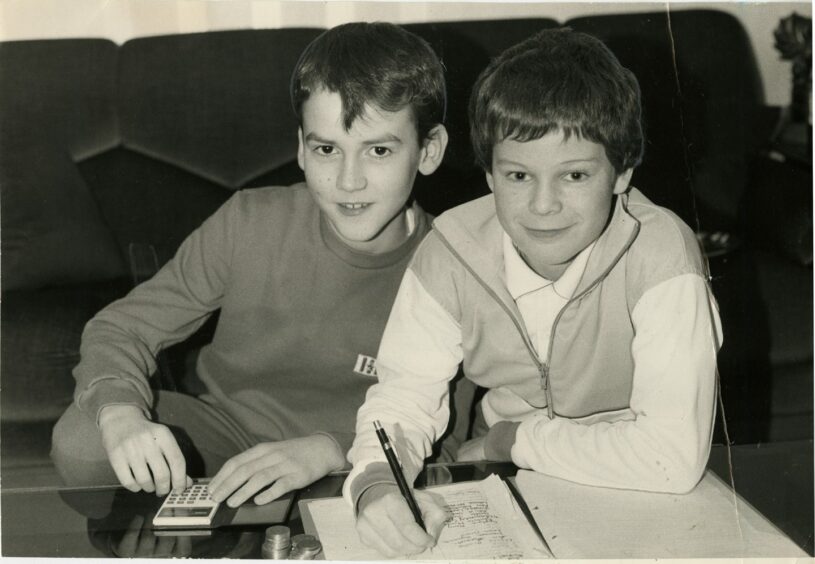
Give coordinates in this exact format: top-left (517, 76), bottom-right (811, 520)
top-left (1, 12), bottom-right (764, 291)
top-left (566, 9), bottom-right (764, 230)
top-left (81, 28), bottom-right (323, 273)
top-left (1, 29), bottom-right (322, 291)
top-left (118, 29), bottom-right (322, 187)
top-left (0, 39), bottom-right (125, 291)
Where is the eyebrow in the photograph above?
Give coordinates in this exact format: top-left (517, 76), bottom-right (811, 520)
top-left (494, 157), bottom-right (599, 167)
top-left (494, 159), bottom-right (528, 168)
top-left (304, 132), bottom-right (332, 144)
top-left (364, 134), bottom-right (403, 145)
top-left (304, 132), bottom-right (404, 145)
top-left (560, 158), bottom-right (599, 164)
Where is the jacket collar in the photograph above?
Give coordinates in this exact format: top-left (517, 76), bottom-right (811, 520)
top-left (433, 188), bottom-right (642, 303)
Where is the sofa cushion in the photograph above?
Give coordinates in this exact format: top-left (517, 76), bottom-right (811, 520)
top-left (743, 155), bottom-right (813, 266)
top-left (0, 39), bottom-right (125, 290)
top-left (1, 281), bottom-right (130, 423)
top-left (753, 250), bottom-right (813, 366)
top-left (77, 147), bottom-right (232, 269)
top-left (1, 146), bottom-right (127, 290)
top-left (710, 245), bottom-right (812, 443)
top-left (117, 29), bottom-right (323, 189)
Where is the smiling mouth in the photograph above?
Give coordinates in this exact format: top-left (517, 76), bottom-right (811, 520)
top-left (337, 202), bottom-right (372, 216)
top-left (525, 226), bottom-right (570, 239)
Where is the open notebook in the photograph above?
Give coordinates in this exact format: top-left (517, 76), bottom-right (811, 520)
top-left (515, 468), bottom-right (807, 559)
top-left (299, 474), bottom-right (553, 560)
top-left (302, 469), bottom-right (806, 560)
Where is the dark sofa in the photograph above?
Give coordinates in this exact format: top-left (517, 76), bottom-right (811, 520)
top-left (2, 10), bottom-right (811, 486)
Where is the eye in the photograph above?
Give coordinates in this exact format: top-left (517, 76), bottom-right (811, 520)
top-left (370, 146), bottom-right (392, 158)
top-left (564, 171), bottom-right (588, 182)
top-left (507, 171), bottom-right (528, 182)
top-left (315, 145), bottom-right (336, 156)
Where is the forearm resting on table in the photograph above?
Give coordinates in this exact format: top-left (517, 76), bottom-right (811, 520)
top-left (505, 275), bottom-right (720, 493)
top-left (513, 412), bottom-right (713, 493)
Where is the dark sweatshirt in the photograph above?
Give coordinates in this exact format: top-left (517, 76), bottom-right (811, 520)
top-left (73, 183), bottom-right (431, 453)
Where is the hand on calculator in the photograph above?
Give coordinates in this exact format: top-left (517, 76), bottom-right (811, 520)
top-left (208, 434), bottom-right (346, 508)
top-left (99, 405), bottom-right (192, 496)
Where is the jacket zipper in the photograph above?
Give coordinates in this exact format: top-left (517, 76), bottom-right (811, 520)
top-left (541, 216), bottom-right (642, 415)
top-left (433, 201), bottom-right (641, 423)
top-left (540, 363), bottom-right (553, 419)
top-left (434, 233), bottom-right (553, 417)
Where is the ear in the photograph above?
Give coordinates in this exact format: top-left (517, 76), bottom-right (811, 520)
top-left (485, 169), bottom-right (495, 193)
top-left (417, 124), bottom-right (449, 176)
top-left (297, 127), bottom-right (305, 171)
top-left (613, 168), bottom-right (634, 195)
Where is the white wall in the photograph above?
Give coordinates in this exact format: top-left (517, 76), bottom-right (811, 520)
top-left (0, 0), bottom-right (810, 106)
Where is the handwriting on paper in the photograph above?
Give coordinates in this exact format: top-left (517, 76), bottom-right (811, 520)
top-left (433, 484), bottom-right (524, 559)
top-left (302, 474), bottom-right (549, 560)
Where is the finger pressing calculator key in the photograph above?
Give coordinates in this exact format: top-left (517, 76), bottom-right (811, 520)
top-left (152, 484), bottom-right (221, 529)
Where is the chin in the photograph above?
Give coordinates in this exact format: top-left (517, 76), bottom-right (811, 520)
top-left (340, 228), bottom-right (379, 244)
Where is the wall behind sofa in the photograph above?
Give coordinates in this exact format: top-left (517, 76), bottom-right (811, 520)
top-left (0, 0), bottom-right (811, 107)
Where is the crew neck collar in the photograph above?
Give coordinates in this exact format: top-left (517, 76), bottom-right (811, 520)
top-left (319, 203), bottom-right (426, 268)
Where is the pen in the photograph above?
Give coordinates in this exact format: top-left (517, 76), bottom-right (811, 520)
top-left (373, 420), bottom-right (426, 531)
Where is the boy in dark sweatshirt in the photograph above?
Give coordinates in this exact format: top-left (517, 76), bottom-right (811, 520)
top-left (51, 22), bottom-right (470, 509)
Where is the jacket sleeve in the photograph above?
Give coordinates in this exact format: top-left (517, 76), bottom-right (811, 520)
top-left (73, 193), bottom-right (240, 424)
top-left (511, 273), bottom-right (722, 493)
top-left (343, 268), bottom-right (464, 507)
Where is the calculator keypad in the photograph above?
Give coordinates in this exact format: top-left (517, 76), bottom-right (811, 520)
top-left (164, 484), bottom-right (216, 506)
top-left (152, 483), bottom-right (221, 528)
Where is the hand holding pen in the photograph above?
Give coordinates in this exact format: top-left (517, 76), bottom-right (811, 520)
top-left (354, 421), bottom-right (450, 557)
top-left (373, 420), bottom-right (426, 530)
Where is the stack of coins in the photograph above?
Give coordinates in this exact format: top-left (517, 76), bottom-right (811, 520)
top-left (289, 534), bottom-right (323, 560)
top-left (261, 525), bottom-right (291, 559)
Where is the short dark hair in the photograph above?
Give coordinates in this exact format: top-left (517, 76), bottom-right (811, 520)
top-left (291, 22), bottom-right (446, 141)
top-left (469, 27), bottom-right (643, 173)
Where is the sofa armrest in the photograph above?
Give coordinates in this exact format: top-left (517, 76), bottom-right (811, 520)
top-left (742, 151), bottom-right (813, 266)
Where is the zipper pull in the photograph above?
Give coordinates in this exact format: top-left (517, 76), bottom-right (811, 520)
top-left (540, 363), bottom-right (554, 420)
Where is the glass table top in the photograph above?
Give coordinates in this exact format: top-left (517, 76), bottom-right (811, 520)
top-left (1, 445), bottom-right (811, 558)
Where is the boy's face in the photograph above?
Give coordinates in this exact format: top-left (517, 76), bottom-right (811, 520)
top-left (298, 89), bottom-right (446, 254)
top-left (487, 130), bottom-right (633, 281)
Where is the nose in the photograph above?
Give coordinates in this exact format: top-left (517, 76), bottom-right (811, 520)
top-left (529, 181), bottom-right (562, 215)
top-left (337, 157), bottom-right (366, 192)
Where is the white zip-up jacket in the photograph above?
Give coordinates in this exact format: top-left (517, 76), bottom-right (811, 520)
top-left (345, 188), bottom-right (722, 505)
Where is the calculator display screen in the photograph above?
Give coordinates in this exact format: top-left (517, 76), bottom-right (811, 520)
top-left (157, 507), bottom-right (215, 518)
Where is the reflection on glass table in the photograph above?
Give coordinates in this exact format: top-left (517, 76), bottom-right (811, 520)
top-left (1, 443), bottom-right (811, 558)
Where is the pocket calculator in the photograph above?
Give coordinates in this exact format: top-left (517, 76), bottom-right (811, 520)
top-left (152, 483), bottom-right (220, 529)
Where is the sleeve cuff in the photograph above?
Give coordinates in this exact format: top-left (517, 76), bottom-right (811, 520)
top-left (311, 431), bottom-right (352, 470)
top-left (75, 378), bottom-right (152, 426)
top-left (312, 431), bottom-right (355, 458)
top-left (484, 420), bottom-right (520, 461)
top-left (349, 461), bottom-right (397, 514)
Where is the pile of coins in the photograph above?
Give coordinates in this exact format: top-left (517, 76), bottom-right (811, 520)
top-left (290, 534), bottom-right (322, 560)
top-left (261, 525), bottom-right (292, 559)
top-left (261, 526), bottom-right (322, 560)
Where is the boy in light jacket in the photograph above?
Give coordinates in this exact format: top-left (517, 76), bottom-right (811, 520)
top-left (345, 27), bottom-right (722, 557)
